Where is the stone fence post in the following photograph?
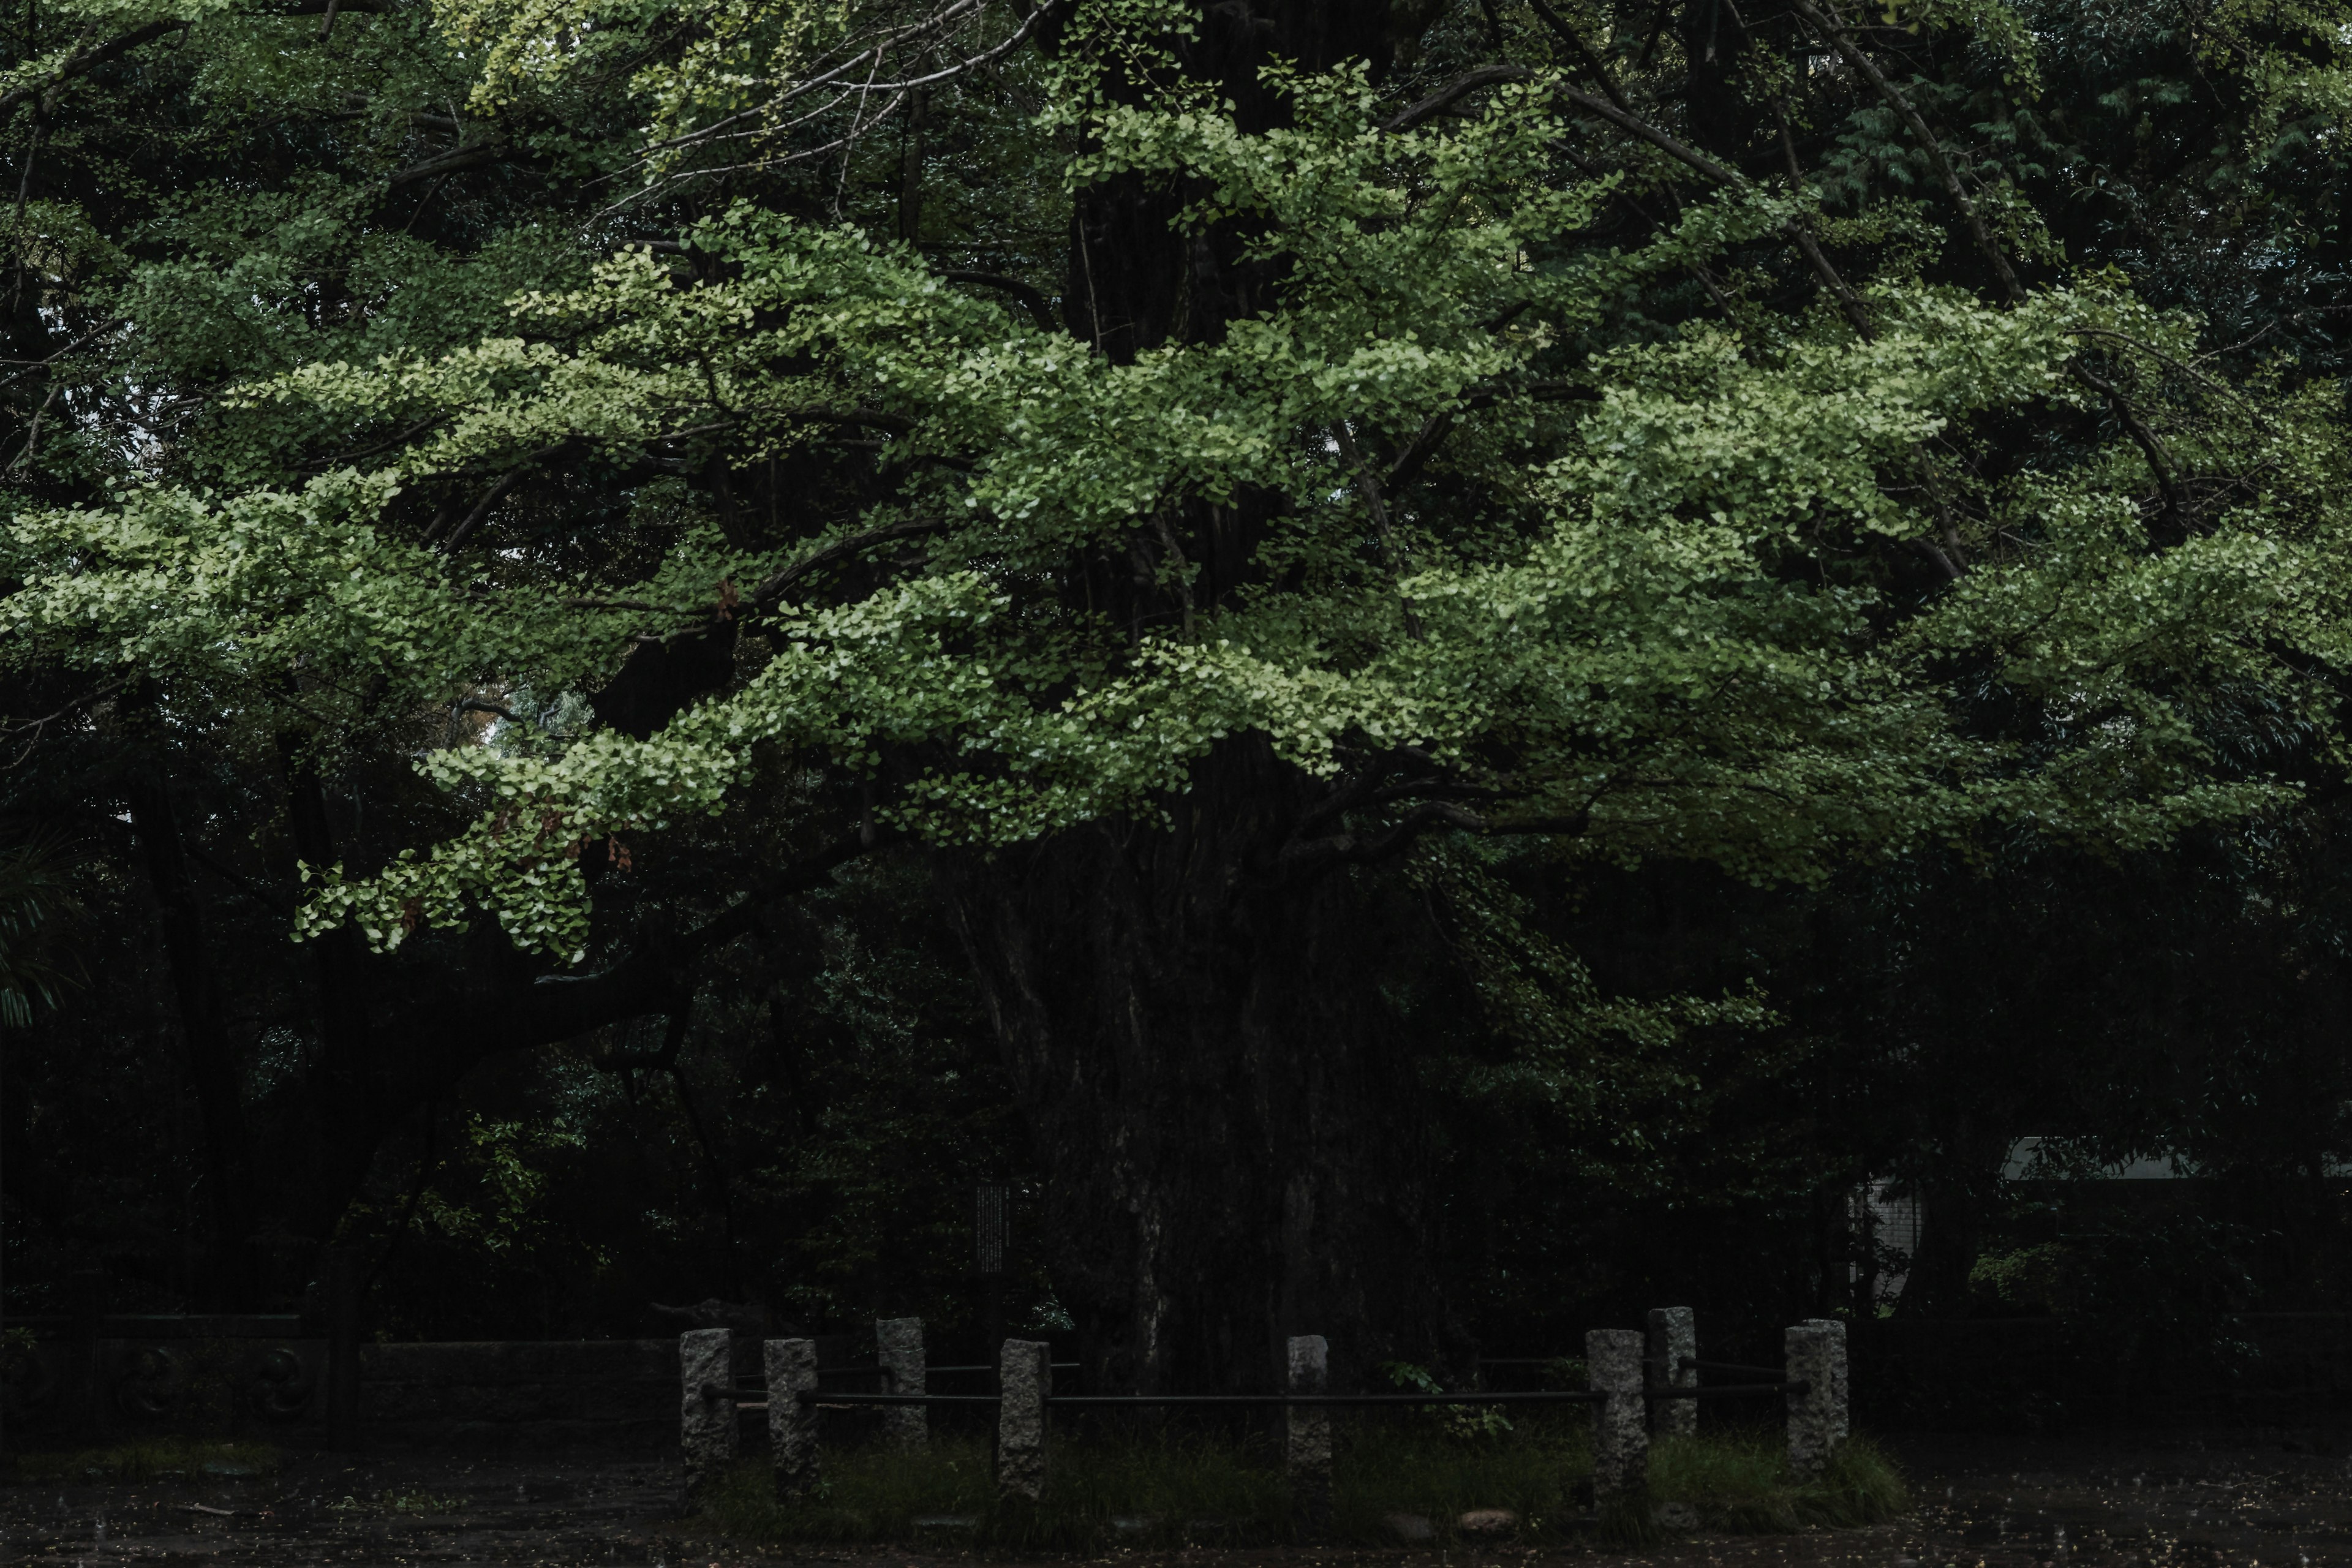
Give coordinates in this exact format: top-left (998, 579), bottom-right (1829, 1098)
top-left (1586, 1328), bottom-right (1648, 1502)
top-left (768, 1338), bottom-right (821, 1499)
top-left (997, 1339), bottom-right (1050, 1501)
top-left (679, 1328), bottom-right (736, 1501)
top-left (1285, 1335), bottom-right (1332, 1538)
top-left (1783, 1319), bottom-right (1848, 1477)
top-left (876, 1317), bottom-right (925, 1450)
top-left (1646, 1306), bottom-right (1695, 1438)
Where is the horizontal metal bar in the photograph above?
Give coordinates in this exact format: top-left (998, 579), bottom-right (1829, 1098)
top-left (736, 1368), bottom-right (899, 1390)
top-left (794, 1392), bottom-right (1005, 1406)
top-left (1045, 1390), bottom-right (1609, 1408)
top-left (1678, 1358), bottom-right (1785, 1379)
top-left (927, 1363), bottom-right (1080, 1374)
top-left (792, 1387), bottom-right (1621, 1409)
top-left (1651, 1382), bottom-right (1804, 1399)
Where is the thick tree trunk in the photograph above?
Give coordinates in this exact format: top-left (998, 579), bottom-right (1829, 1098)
top-left (938, 739), bottom-right (1458, 1392)
top-left (123, 767), bottom-right (260, 1307)
top-left (1894, 1118), bottom-right (2010, 1318)
top-left (278, 743), bottom-right (384, 1244)
top-left (943, 0), bottom-right (1460, 1393)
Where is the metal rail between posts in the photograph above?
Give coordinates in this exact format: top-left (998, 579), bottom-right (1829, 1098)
top-left (754, 1371), bottom-right (1800, 1409)
top-left (780, 1401), bottom-right (1001, 1410)
top-left (1676, 1357), bottom-right (1789, 1379)
top-left (734, 1363), bottom-right (902, 1387)
top-left (1493, 1354), bottom-right (1805, 1396)
top-left (683, 1311), bottom-right (1854, 1521)
top-left (792, 1389), bottom-right (1615, 1408)
top-left (1052, 1390), bottom-right (1609, 1407)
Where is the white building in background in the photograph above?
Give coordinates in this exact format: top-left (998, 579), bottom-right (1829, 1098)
top-left (1852, 1180), bottom-right (1921, 1305)
top-left (1855, 1140), bottom-right (2198, 1306)
top-left (1997, 1136), bottom-right (2195, 1181)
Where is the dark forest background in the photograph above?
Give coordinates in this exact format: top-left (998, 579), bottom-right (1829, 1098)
top-left (13, 809), bottom-right (2352, 1366)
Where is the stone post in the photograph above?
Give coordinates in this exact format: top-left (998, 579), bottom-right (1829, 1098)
top-left (996, 1339), bottom-right (1050, 1502)
top-left (767, 1338), bottom-right (821, 1499)
top-left (875, 1317), bottom-right (927, 1450)
top-left (1285, 1335), bottom-right (1332, 1538)
top-left (1646, 1306), bottom-right (1696, 1438)
top-left (1784, 1319), bottom-right (1848, 1477)
top-left (678, 1328), bottom-right (736, 1500)
top-left (1586, 1328), bottom-right (1648, 1501)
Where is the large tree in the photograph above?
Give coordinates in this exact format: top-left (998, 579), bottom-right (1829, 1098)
top-left (9, 0), bottom-right (2352, 1384)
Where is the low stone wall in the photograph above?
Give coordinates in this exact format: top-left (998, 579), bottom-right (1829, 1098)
top-left (358, 1340), bottom-right (679, 1452)
top-left (2, 1327), bottom-right (680, 1452)
top-left (2, 1319), bottom-right (327, 1442)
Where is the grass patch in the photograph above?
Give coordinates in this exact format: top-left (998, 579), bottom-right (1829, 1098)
top-left (699, 1414), bottom-right (1907, 1550)
top-left (703, 1430), bottom-right (1288, 1550)
top-left (1335, 1408), bottom-right (1591, 1542)
top-left (7, 1437), bottom-right (283, 1485)
top-left (1652, 1428), bottom-right (1909, 1532)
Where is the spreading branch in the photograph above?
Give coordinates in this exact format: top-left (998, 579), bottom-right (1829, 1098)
top-left (432, 443), bottom-right (565, 551)
top-left (1552, 80), bottom-right (1873, 337)
top-left (2070, 361), bottom-right (2192, 539)
top-left (0, 0), bottom-right (386, 121)
top-left (386, 142), bottom-right (502, 187)
top-left (938, 270), bottom-right (1058, 333)
top-left (748, 518), bottom-right (945, 608)
top-left (0, 19), bottom-right (180, 119)
top-left (1522, 0), bottom-right (1632, 114)
top-left (1332, 425), bottom-right (1423, 638)
top-left (1379, 64), bottom-right (1536, 133)
top-left (1281, 797), bottom-right (1595, 879)
top-left (1784, 0), bottom-right (2024, 304)
top-left (1385, 381), bottom-right (1599, 495)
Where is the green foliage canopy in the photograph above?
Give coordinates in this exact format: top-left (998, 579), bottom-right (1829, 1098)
top-left (6, 0), bottom-right (2352, 988)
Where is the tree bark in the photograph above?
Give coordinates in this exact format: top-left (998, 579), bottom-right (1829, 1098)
top-left (944, 0), bottom-right (1463, 1393)
top-left (277, 739), bottom-right (382, 1242)
top-left (1894, 1118), bottom-right (2011, 1317)
top-left (938, 739), bottom-right (1459, 1393)
top-left (123, 766), bottom-right (260, 1307)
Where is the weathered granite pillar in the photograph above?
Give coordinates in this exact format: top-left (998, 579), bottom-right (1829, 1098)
top-left (1818, 1317), bottom-right (1850, 1450)
top-left (1285, 1335), bottom-right (1332, 1538)
top-left (767, 1337), bottom-right (821, 1499)
top-left (996, 1339), bottom-right (1050, 1502)
top-left (875, 1317), bottom-right (926, 1450)
top-left (1784, 1319), bottom-right (1848, 1477)
top-left (1586, 1328), bottom-right (1648, 1500)
top-left (1646, 1306), bottom-right (1696, 1438)
top-left (678, 1329), bottom-right (736, 1499)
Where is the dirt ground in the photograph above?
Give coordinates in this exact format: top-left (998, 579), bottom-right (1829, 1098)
top-left (3, 1428), bottom-right (2348, 1568)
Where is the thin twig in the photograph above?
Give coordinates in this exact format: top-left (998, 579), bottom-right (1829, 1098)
top-left (1333, 424), bottom-right (1423, 639)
